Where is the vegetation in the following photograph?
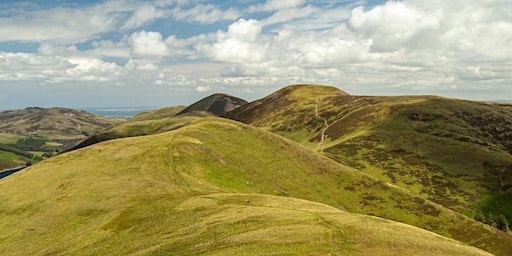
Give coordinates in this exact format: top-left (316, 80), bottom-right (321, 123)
top-left (2, 85), bottom-right (511, 254)
top-left (228, 84), bottom-right (512, 252)
top-left (0, 107), bottom-right (121, 170)
top-left (0, 117), bottom-right (505, 255)
top-left (68, 106), bottom-right (205, 151)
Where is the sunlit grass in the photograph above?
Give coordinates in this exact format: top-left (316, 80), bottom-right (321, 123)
top-left (0, 117), bottom-right (503, 255)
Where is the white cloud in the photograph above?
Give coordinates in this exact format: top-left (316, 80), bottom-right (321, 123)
top-left (0, 2), bottom-right (125, 43)
top-left (349, 2), bottom-right (441, 52)
top-left (0, 52), bottom-right (123, 83)
top-left (171, 4), bottom-right (240, 24)
top-left (196, 85), bottom-right (211, 92)
top-left (1, 0), bottom-right (512, 106)
top-left (261, 5), bottom-right (317, 26)
top-left (37, 43), bottom-right (79, 57)
top-left (198, 19), bottom-right (267, 63)
top-left (90, 40), bottom-right (131, 58)
top-left (122, 4), bottom-right (167, 30)
top-left (128, 31), bottom-right (170, 56)
top-left (249, 0), bottom-right (306, 12)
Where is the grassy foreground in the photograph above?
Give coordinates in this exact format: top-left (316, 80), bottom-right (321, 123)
top-left (0, 117), bottom-right (499, 255)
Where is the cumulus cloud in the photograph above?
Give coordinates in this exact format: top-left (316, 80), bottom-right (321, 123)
top-left (128, 30), bottom-right (169, 56)
top-left (1, 0), bottom-right (512, 104)
top-left (198, 19), bottom-right (267, 63)
top-left (349, 1), bottom-right (441, 52)
top-left (207, 0), bottom-right (511, 97)
top-left (0, 52), bottom-right (123, 82)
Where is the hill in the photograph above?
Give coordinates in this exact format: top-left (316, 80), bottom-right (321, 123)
top-left (176, 93), bottom-right (248, 116)
top-left (0, 107), bottom-right (121, 170)
top-left (0, 117), bottom-right (506, 255)
top-left (69, 106), bottom-right (206, 151)
top-left (70, 93), bottom-right (248, 151)
top-left (227, 84), bottom-right (512, 234)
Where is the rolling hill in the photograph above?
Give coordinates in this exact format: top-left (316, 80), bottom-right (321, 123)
top-left (0, 107), bottom-right (121, 170)
top-left (0, 117), bottom-right (499, 255)
top-left (176, 93), bottom-right (248, 116)
top-left (227, 84), bottom-right (512, 235)
top-left (69, 93), bottom-right (248, 151)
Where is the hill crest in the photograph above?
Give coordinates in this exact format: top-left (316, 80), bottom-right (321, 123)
top-left (177, 93), bottom-right (248, 116)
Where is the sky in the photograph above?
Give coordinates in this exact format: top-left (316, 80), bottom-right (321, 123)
top-left (0, 0), bottom-right (511, 109)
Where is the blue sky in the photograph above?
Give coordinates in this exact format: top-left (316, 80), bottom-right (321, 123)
top-left (0, 0), bottom-right (511, 109)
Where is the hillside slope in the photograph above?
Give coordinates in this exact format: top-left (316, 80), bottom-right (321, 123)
top-left (68, 106), bottom-right (209, 152)
top-left (0, 107), bottom-right (120, 137)
top-left (0, 107), bottom-right (121, 170)
top-left (70, 94), bottom-right (248, 151)
top-left (0, 117), bottom-right (507, 255)
top-left (227, 84), bottom-right (512, 235)
top-left (177, 93), bottom-right (248, 116)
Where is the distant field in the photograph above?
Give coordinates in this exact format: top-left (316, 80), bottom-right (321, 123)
top-left (0, 150), bottom-right (28, 170)
top-left (0, 133), bottom-right (24, 144)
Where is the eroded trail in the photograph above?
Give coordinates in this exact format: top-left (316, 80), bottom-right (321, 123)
top-left (315, 99), bottom-right (329, 150)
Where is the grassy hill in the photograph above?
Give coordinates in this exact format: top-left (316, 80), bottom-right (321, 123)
top-left (176, 93), bottom-right (248, 116)
top-left (0, 117), bottom-right (506, 255)
top-left (69, 106), bottom-right (206, 151)
top-left (227, 84), bottom-right (512, 235)
top-left (0, 107), bottom-right (121, 170)
top-left (70, 93), bottom-right (248, 151)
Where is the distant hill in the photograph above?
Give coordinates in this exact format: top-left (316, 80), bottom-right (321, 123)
top-left (177, 93), bottom-right (248, 116)
top-left (68, 105), bottom-right (204, 151)
top-left (69, 93), bottom-right (248, 151)
top-left (0, 107), bottom-right (121, 170)
top-left (227, 84), bottom-right (512, 236)
top-left (0, 117), bottom-right (498, 255)
top-left (0, 107), bottom-right (120, 137)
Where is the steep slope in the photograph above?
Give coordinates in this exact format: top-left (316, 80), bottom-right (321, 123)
top-left (0, 107), bottom-right (121, 169)
top-left (0, 117), bottom-right (508, 254)
top-left (177, 93), bottom-right (248, 116)
top-left (227, 84), bottom-right (512, 235)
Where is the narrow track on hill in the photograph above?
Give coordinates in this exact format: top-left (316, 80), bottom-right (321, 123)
top-left (315, 99), bottom-right (330, 150)
top-left (165, 132), bottom-right (192, 193)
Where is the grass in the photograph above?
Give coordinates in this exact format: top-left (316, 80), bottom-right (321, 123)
top-left (0, 107), bottom-right (122, 168)
top-left (0, 150), bottom-right (29, 170)
top-left (0, 133), bottom-right (24, 144)
top-left (68, 111), bottom-right (205, 151)
top-left (0, 117), bottom-right (506, 255)
top-left (227, 84), bottom-right (512, 253)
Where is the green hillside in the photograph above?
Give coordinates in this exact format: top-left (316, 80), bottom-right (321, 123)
top-left (227, 84), bottom-right (512, 235)
top-left (0, 107), bottom-right (121, 170)
top-left (69, 106), bottom-right (205, 151)
top-left (0, 117), bottom-right (506, 255)
top-left (70, 93), bottom-right (248, 151)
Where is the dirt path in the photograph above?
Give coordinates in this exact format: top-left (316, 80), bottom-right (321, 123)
top-left (315, 99), bottom-right (330, 150)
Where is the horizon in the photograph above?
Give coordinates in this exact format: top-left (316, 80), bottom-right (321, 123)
top-left (1, 0), bottom-right (511, 109)
top-left (1, 85), bottom-right (512, 112)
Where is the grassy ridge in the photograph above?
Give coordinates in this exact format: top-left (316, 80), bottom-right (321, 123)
top-left (228, 84), bottom-right (512, 253)
top-left (69, 106), bottom-right (204, 151)
top-left (0, 117), bottom-right (504, 255)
